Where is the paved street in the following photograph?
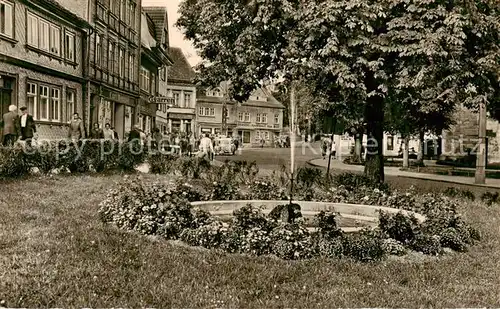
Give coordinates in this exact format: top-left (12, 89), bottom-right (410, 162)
top-left (215, 143), bottom-right (500, 189)
top-left (216, 142), bottom-right (323, 173)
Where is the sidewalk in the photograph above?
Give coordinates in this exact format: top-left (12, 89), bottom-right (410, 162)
top-left (308, 158), bottom-right (500, 189)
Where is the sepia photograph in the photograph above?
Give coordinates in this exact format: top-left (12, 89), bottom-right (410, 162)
top-left (0, 0), bottom-right (499, 307)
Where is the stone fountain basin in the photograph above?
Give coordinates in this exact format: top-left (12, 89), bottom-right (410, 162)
top-left (190, 200), bottom-right (426, 233)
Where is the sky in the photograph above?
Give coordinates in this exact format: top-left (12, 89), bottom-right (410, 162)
top-left (142, 0), bottom-right (202, 66)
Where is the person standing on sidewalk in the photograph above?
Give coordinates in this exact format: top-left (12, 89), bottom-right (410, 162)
top-left (68, 113), bottom-right (85, 142)
top-left (199, 133), bottom-right (214, 161)
top-left (18, 106), bottom-right (36, 147)
top-left (1, 105), bottom-right (20, 147)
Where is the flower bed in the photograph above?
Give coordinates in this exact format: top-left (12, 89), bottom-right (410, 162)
top-left (98, 165), bottom-right (481, 262)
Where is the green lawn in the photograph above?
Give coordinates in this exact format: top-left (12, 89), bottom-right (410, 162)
top-left (1, 174), bottom-right (500, 307)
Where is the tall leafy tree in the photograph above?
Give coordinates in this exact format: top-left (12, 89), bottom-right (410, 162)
top-left (177, 0), bottom-right (499, 182)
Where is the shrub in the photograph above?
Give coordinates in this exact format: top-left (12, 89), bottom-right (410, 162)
top-left (232, 204), bottom-right (274, 232)
top-left (378, 211), bottom-right (420, 244)
top-left (481, 191), bottom-right (499, 206)
top-left (443, 187), bottom-right (475, 201)
top-left (178, 156), bottom-right (211, 178)
top-left (98, 177), bottom-right (194, 239)
top-left (173, 182), bottom-right (207, 202)
top-left (246, 179), bottom-right (288, 200)
top-left (316, 237), bottom-right (344, 258)
top-left (0, 146), bottom-right (29, 177)
top-left (296, 167), bottom-right (324, 188)
top-left (381, 238), bottom-right (407, 256)
top-left (180, 221), bottom-right (230, 249)
top-left (209, 181), bottom-right (240, 201)
top-left (410, 234), bottom-right (442, 255)
top-left (238, 226), bottom-right (273, 255)
top-left (333, 172), bottom-right (389, 192)
top-left (315, 211), bottom-right (343, 239)
top-left (149, 152), bottom-right (177, 174)
top-left (341, 231), bottom-right (386, 262)
top-left (269, 223), bottom-right (315, 260)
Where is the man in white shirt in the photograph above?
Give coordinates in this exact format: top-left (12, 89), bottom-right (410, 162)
top-left (18, 106), bottom-right (36, 147)
top-left (199, 133), bottom-right (214, 161)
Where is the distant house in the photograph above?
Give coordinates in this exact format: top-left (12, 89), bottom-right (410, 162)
top-left (196, 83), bottom-right (285, 146)
top-left (159, 47), bottom-right (196, 135)
top-left (138, 7), bottom-right (172, 134)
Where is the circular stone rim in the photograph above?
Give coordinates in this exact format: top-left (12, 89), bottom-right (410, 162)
top-left (191, 200), bottom-right (426, 232)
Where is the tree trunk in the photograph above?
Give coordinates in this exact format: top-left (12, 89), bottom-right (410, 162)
top-left (364, 96), bottom-right (385, 183)
top-left (402, 135), bottom-right (409, 169)
top-left (417, 130), bottom-right (425, 165)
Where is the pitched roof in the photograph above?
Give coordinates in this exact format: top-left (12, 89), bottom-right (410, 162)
top-left (197, 85), bottom-right (285, 109)
top-left (168, 47), bottom-right (196, 83)
top-left (25, 0), bottom-right (90, 28)
top-left (142, 6), bottom-right (168, 45)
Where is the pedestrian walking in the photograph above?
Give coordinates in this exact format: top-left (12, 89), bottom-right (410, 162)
top-left (90, 123), bottom-right (104, 140)
top-left (128, 124), bottom-right (141, 142)
top-left (68, 113), bottom-right (85, 142)
top-left (199, 133), bottom-right (214, 161)
top-left (103, 123), bottom-right (115, 140)
top-left (18, 106), bottom-right (36, 147)
top-left (1, 105), bottom-right (20, 147)
top-left (331, 139), bottom-right (337, 159)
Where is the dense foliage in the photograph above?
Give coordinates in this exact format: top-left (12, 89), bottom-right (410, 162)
top-left (177, 0), bottom-right (500, 182)
top-left (99, 161), bottom-right (482, 262)
top-left (0, 141), bottom-right (146, 177)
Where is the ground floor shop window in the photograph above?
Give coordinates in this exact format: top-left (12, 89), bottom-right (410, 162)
top-left (27, 81), bottom-right (63, 122)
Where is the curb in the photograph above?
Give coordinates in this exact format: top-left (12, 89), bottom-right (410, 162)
top-left (306, 159), bottom-right (500, 190)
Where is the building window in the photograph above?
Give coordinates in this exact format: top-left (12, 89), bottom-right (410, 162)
top-left (198, 107), bottom-right (203, 116)
top-left (274, 114), bottom-right (279, 124)
top-left (140, 66), bottom-right (150, 92)
top-left (128, 53), bottom-right (134, 81)
top-left (120, 0), bottom-right (126, 21)
top-left (27, 14), bottom-right (61, 57)
top-left (159, 66), bottom-right (166, 81)
top-left (184, 92), bottom-right (191, 108)
top-left (256, 114), bottom-right (261, 123)
top-left (49, 25), bottom-right (60, 55)
top-left (64, 31), bottom-right (75, 61)
top-left (108, 41), bottom-right (115, 73)
top-left (244, 112), bottom-right (250, 122)
top-left (151, 72), bottom-right (156, 94)
top-left (210, 108), bottom-right (215, 116)
top-left (95, 34), bottom-right (102, 66)
top-left (27, 14), bottom-right (37, 46)
top-left (387, 136), bottom-right (394, 151)
top-left (125, 1), bottom-right (130, 25)
top-left (173, 92), bottom-right (180, 106)
top-left (0, 0), bottom-right (13, 38)
top-left (118, 47), bottom-right (125, 78)
top-left (238, 112), bottom-right (243, 121)
top-left (66, 89), bottom-right (75, 122)
top-left (27, 83), bottom-right (37, 119)
top-left (50, 88), bottom-right (60, 121)
top-left (39, 85), bottom-right (49, 120)
top-left (39, 20), bottom-right (49, 50)
top-left (162, 104), bottom-right (167, 113)
top-left (130, 3), bottom-right (135, 30)
top-left (262, 114), bottom-right (267, 123)
top-left (28, 82), bottom-right (62, 122)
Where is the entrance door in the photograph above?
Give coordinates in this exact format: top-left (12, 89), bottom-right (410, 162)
top-left (0, 88), bottom-right (12, 143)
top-left (243, 131), bottom-right (250, 144)
top-left (0, 89), bottom-right (12, 115)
